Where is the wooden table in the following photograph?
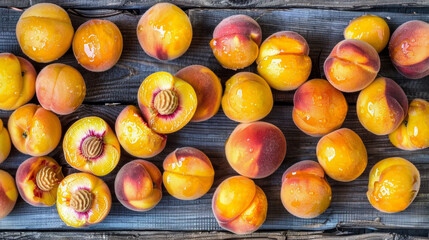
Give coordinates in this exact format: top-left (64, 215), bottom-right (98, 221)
top-left (0, 1), bottom-right (429, 239)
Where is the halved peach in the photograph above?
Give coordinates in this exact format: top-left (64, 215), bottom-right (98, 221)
top-left (63, 116), bottom-right (121, 176)
top-left (57, 172), bottom-right (111, 227)
top-left (137, 72), bottom-right (197, 134)
top-left (0, 119), bottom-right (11, 163)
top-left (16, 156), bottom-right (63, 207)
top-left (0, 170), bottom-right (18, 219)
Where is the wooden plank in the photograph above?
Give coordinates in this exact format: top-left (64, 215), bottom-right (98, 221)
top-left (1, 8), bottom-right (429, 105)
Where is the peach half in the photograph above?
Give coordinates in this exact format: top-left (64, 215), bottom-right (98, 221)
top-left (225, 121), bottom-right (286, 178)
top-left (175, 65), bottom-right (222, 122)
top-left (212, 176), bottom-right (267, 234)
top-left (16, 156), bottom-right (63, 207)
top-left (367, 157), bottom-right (420, 213)
top-left (137, 3), bottom-right (192, 61)
top-left (357, 77), bottom-right (408, 135)
top-left (16, 3), bottom-right (74, 63)
top-left (63, 116), bottom-right (121, 176)
top-left (8, 104), bottom-right (61, 156)
top-left (115, 105), bottom-right (167, 158)
top-left (137, 72), bottom-right (197, 134)
top-left (222, 72), bottom-right (273, 123)
top-left (210, 15), bottom-right (262, 70)
top-left (163, 147), bottom-right (214, 200)
top-left (389, 99), bottom-right (429, 150)
top-left (36, 63), bottom-right (86, 115)
top-left (0, 170), bottom-right (18, 219)
top-left (317, 128), bottom-right (367, 182)
top-left (257, 31), bottom-right (312, 91)
top-left (293, 79), bottom-right (348, 136)
top-left (0, 119), bottom-right (11, 163)
top-left (73, 19), bottom-right (123, 72)
top-left (324, 39), bottom-right (380, 92)
top-left (281, 161), bottom-right (332, 218)
top-left (0, 53), bottom-right (36, 111)
top-left (115, 160), bottom-right (162, 211)
top-left (57, 172), bottom-right (111, 227)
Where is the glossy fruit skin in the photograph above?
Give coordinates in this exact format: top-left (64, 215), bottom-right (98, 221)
top-left (0, 119), bottom-right (11, 163)
top-left (0, 170), bottom-right (18, 219)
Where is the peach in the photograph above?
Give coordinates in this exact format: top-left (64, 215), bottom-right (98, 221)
top-left (367, 157), bottom-right (420, 213)
top-left (293, 79), bottom-right (348, 136)
top-left (225, 121), bottom-right (286, 179)
top-left (16, 3), bottom-right (74, 63)
top-left (357, 77), bottom-right (408, 135)
top-left (0, 170), bottom-right (18, 219)
top-left (137, 72), bottom-right (197, 134)
top-left (175, 65), bottom-right (222, 122)
top-left (210, 15), bottom-right (262, 70)
top-left (344, 15), bottom-right (390, 53)
top-left (281, 161), bottom-right (332, 218)
top-left (0, 119), bottom-right (11, 163)
top-left (212, 176), bottom-right (267, 234)
top-left (0, 53), bottom-right (36, 111)
top-left (73, 19), bottom-right (123, 72)
top-left (57, 172), bottom-right (111, 227)
top-left (222, 72), bottom-right (273, 123)
top-left (115, 105), bottom-right (166, 158)
top-left (115, 160), bottom-right (162, 211)
top-left (316, 128), bottom-right (367, 182)
top-left (8, 104), bottom-right (61, 156)
top-left (63, 116), bottom-right (121, 176)
top-left (324, 39), bottom-right (380, 92)
top-left (389, 20), bottom-right (429, 79)
top-left (389, 99), bottom-right (429, 150)
top-left (163, 147), bottom-right (214, 200)
top-left (16, 156), bottom-right (63, 207)
top-left (36, 63), bottom-right (86, 115)
top-left (256, 31), bottom-right (312, 91)
top-left (137, 3), bottom-right (192, 61)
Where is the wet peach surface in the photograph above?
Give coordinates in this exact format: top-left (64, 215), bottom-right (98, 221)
top-left (0, 119), bottom-right (11, 163)
top-left (0, 170), bottom-right (18, 219)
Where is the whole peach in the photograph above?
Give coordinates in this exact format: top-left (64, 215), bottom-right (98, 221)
top-left (367, 157), bottom-right (420, 213)
top-left (0, 170), bottom-right (18, 219)
top-left (137, 3), bottom-right (192, 61)
top-left (281, 161), bottom-right (332, 218)
top-left (212, 176), bottom-right (267, 234)
top-left (317, 128), bottom-right (367, 182)
top-left (0, 119), bottom-right (11, 163)
top-left (225, 121), bottom-right (286, 178)
top-left (16, 3), bottom-right (74, 63)
top-left (0, 53), bottom-right (36, 111)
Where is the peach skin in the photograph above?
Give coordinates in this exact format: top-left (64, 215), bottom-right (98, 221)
top-left (281, 161), bottom-right (332, 218)
top-left (357, 77), bottom-right (408, 135)
top-left (0, 170), bottom-right (18, 219)
top-left (344, 15), bottom-right (390, 53)
top-left (36, 63), bottom-right (86, 115)
top-left (0, 119), bottom-right (11, 163)
top-left (222, 72), bottom-right (273, 123)
top-left (137, 72), bottom-right (197, 134)
top-left (163, 147), bottom-right (214, 200)
top-left (115, 105), bottom-right (167, 158)
top-left (16, 3), bottom-right (74, 63)
top-left (367, 157), bottom-right (420, 213)
top-left (225, 121), bottom-right (286, 178)
top-left (8, 104), bottom-right (61, 156)
top-left (73, 19), bottom-right (123, 72)
top-left (63, 116), bottom-right (121, 176)
top-left (57, 172), bottom-right (111, 227)
top-left (175, 65), bottom-right (222, 122)
top-left (115, 160), bottom-right (162, 211)
top-left (0, 53), bottom-right (36, 111)
top-left (389, 20), bottom-right (429, 79)
top-left (293, 79), bottom-right (348, 136)
top-left (16, 156), bottom-right (63, 207)
top-left (316, 128), bottom-right (367, 182)
top-left (137, 3), bottom-right (192, 61)
top-left (212, 176), bottom-right (267, 234)
top-left (324, 39), bottom-right (380, 92)
top-left (210, 15), bottom-right (262, 70)
top-left (257, 31), bottom-right (312, 91)
top-left (389, 99), bottom-right (429, 150)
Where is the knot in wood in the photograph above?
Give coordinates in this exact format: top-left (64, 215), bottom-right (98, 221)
top-left (154, 89), bottom-right (178, 115)
top-left (36, 166), bottom-right (58, 191)
top-left (70, 189), bottom-right (93, 213)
